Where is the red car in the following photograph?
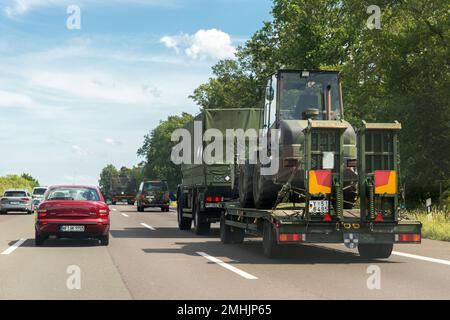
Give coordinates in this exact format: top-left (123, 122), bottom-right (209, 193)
top-left (35, 185), bottom-right (110, 246)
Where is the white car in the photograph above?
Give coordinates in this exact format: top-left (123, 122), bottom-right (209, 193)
top-left (32, 186), bottom-right (48, 211)
top-left (0, 189), bottom-right (33, 215)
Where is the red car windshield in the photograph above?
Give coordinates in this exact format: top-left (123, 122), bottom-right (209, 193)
top-left (46, 187), bottom-right (100, 201)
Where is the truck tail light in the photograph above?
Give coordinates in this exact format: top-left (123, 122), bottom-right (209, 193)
top-left (140, 194), bottom-right (145, 200)
top-left (375, 213), bottom-right (384, 222)
top-left (323, 213), bottom-right (332, 222)
top-left (396, 234), bottom-right (421, 243)
top-left (279, 233), bottom-right (305, 242)
top-left (205, 196), bottom-right (223, 203)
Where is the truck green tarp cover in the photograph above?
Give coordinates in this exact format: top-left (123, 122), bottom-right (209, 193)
top-left (182, 108), bottom-right (262, 187)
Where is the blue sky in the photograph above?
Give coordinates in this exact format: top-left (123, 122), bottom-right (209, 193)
top-left (0, 0), bottom-right (272, 186)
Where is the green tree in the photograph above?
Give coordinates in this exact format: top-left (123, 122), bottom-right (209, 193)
top-left (20, 173), bottom-right (40, 188)
top-left (0, 174), bottom-right (37, 195)
top-left (190, 0), bottom-right (450, 203)
top-left (137, 113), bottom-right (193, 190)
top-left (98, 164), bottom-right (119, 198)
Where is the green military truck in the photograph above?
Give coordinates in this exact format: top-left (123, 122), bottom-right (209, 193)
top-left (177, 108), bottom-right (262, 235)
top-left (218, 70), bottom-right (422, 259)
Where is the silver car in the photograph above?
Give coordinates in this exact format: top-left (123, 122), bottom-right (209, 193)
top-left (0, 189), bottom-right (33, 215)
top-left (31, 186), bottom-right (48, 211)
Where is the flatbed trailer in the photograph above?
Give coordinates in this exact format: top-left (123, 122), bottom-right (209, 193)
top-left (219, 121), bottom-right (422, 259)
top-left (220, 202), bottom-right (421, 258)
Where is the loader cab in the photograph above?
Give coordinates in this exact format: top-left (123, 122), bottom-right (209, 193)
top-left (263, 70), bottom-right (343, 129)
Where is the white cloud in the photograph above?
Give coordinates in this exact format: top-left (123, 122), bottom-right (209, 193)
top-left (4, 0), bottom-right (176, 17)
top-left (161, 29), bottom-right (236, 60)
top-left (0, 90), bottom-right (37, 108)
top-left (71, 145), bottom-right (88, 157)
top-left (104, 138), bottom-right (122, 146)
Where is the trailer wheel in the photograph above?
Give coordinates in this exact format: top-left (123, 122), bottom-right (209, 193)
top-left (193, 200), bottom-right (210, 235)
top-left (239, 163), bottom-right (255, 207)
top-left (220, 213), bottom-right (233, 244)
top-left (253, 163), bottom-right (281, 209)
top-left (177, 190), bottom-right (192, 230)
top-left (358, 243), bottom-right (393, 259)
top-left (263, 220), bottom-right (282, 259)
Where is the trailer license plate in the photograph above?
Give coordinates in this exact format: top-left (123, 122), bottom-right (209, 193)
top-left (309, 200), bottom-right (329, 213)
top-left (60, 225), bottom-right (85, 232)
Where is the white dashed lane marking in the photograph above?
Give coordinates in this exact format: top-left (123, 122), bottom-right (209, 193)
top-left (197, 252), bottom-right (258, 280)
top-left (1, 239), bottom-right (27, 255)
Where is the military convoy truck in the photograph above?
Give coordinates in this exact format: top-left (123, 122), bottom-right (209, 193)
top-left (177, 108), bottom-right (262, 235)
top-left (178, 69), bottom-right (422, 259)
top-left (109, 175), bottom-right (137, 205)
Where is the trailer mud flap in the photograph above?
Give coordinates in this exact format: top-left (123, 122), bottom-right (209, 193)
top-left (343, 233), bottom-right (359, 249)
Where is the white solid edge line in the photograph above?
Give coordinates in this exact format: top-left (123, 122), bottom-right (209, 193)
top-left (141, 223), bottom-right (156, 231)
top-left (392, 251), bottom-right (450, 266)
top-left (121, 213), bottom-right (129, 217)
top-left (1, 238), bottom-right (27, 255)
top-left (197, 252), bottom-right (258, 280)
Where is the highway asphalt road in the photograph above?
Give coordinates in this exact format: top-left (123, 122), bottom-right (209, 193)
top-left (0, 205), bottom-right (449, 300)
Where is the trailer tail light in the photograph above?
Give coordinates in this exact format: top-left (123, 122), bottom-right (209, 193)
top-left (375, 213), bottom-right (384, 222)
top-left (396, 234), bottom-right (421, 243)
top-left (205, 196), bottom-right (223, 203)
top-left (279, 233), bottom-right (305, 242)
top-left (323, 213), bottom-right (332, 222)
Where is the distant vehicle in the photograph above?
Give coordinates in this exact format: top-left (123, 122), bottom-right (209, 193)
top-left (109, 175), bottom-right (137, 205)
top-left (0, 189), bottom-right (33, 215)
top-left (31, 186), bottom-right (48, 211)
top-left (136, 181), bottom-right (170, 212)
top-left (35, 185), bottom-right (110, 246)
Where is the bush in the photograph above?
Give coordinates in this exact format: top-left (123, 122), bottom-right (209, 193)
top-left (408, 210), bottom-right (450, 242)
top-left (0, 175), bottom-right (38, 196)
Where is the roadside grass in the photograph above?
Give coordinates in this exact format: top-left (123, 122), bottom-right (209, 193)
top-left (408, 210), bottom-right (450, 242)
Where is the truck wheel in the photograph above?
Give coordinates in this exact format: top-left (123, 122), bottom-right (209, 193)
top-left (220, 213), bottom-right (245, 244)
top-left (193, 201), bottom-right (211, 235)
top-left (262, 220), bottom-right (282, 259)
top-left (220, 213), bottom-right (233, 244)
top-left (239, 163), bottom-right (255, 208)
top-left (253, 163), bottom-right (281, 209)
top-left (177, 191), bottom-right (191, 230)
top-left (358, 243), bottom-right (393, 259)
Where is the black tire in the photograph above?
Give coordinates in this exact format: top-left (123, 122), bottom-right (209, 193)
top-left (358, 243), bottom-right (393, 259)
top-left (27, 210), bottom-right (33, 215)
top-left (193, 198), bottom-right (211, 235)
top-left (99, 234), bottom-right (109, 246)
top-left (35, 232), bottom-right (45, 246)
top-left (0, 211), bottom-right (6, 215)
top-left (177, 190), bottom-right (192, 230)
top-left (160, 207), bottom-right (165, 212)
top-left (253, 163), bottom-right (281, 209)
top-left (220, 213), bottom-right (233, 244)
top-left (239, 163), bottom-right (255, 208)
top-left (166, 207), bottom-right (170, 212)
top-left (262, 220), bottom-right (282, 259)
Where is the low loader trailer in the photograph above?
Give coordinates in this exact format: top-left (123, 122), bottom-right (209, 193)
top-left (219, 121), bottom-right (422, 259)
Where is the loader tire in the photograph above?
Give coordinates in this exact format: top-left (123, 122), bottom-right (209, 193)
top-left (358, 243), bottom-right (393, 259)
top-left (253, 163), bottom-right (281, 209)
top-left (239, 163), bottom-right (255, 208)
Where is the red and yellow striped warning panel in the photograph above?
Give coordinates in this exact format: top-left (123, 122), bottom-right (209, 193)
top-left (309, 170), bottom-right (332, 194)
top-left (374, 170), bottom-right (397, 195)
